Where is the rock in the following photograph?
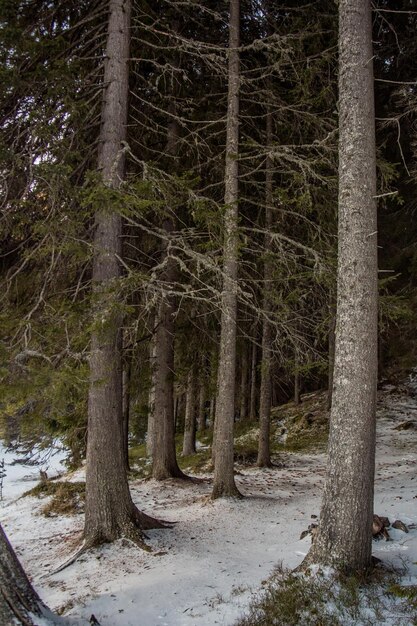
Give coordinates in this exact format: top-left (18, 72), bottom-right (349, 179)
top-left (299, 523), bottom-right (318, 542)
top-left (373, 514), bottom-right (383, 535)
top-left (373, 515), bottom-right (391, 541)
top-left (392, 520), bottom-right (409, 533)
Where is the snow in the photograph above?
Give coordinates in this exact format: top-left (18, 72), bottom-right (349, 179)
top-left (0, 443), bottom-right (67, 500)
top-left (0, 379), bottom-right (416, 626)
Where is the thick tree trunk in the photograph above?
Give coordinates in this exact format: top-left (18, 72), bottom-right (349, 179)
top-left (183, 364), bottom-right (197, 456)
top-left (85, 0), bottom-right (161, 546)
top-left (0, 523), bottom-right (60, 625)
top-left (303, 0), bottom-right (377, 571)
top-left (257, 110), bottom-right (273, 468)
top-left (212, 0), bottom-right (241, 499)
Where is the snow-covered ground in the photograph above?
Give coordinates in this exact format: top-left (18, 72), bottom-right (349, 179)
top-left (1, 378), bottom-right (416, 626)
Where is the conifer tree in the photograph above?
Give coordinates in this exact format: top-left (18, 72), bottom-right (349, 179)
top-left (84, 0), bottom-right (162, 548)
top-left (303, 0), bottom-right (377, 571)
top-left (212, 0), bottom-right (242, 499)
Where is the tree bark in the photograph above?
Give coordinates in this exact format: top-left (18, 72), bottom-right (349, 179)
top-left (150, 72), bottom-right (187, 479)
top-left (183, 364), bottom-right (197, 456)
top-left (239, 343), bottom-right (249, 420)
top-left (197, 362), bottom-right (206, 432)
top-left (147, 323), bottom-right (156, 457)
top-left (249, 340), bottom-right (257, 420)
top-left (212, 0), bottom-right (241, 499)
top-left (0, 523), bottom-right (60, 625)
top-left (209, 396), bottom-right (215, 428)
top-left (85, 0), bottom-right (161, 546)
top-left (257, 109), bottom-right (273, 468)
top-left (151, 234), bottom-right (187, 479)
top-left (303, 0), bottom-right (377, 571)
top-left (122, 356), bottom-right (131, 472)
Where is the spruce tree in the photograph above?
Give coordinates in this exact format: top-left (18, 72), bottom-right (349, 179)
top-left (303, 0), bottom-right (378, 571)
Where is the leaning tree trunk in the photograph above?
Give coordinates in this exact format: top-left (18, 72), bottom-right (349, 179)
top-left (0, 523), bottom-right (61, 625)
top-left (303, 0), bottom-right (377, 571)
top-left (85, 0), bottom-right (162, 547)
top-left (212, 0), bottom-right (241, 499)
top-left (257, 110), bottom-right (274, 468)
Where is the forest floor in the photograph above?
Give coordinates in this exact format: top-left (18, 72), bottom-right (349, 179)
top-left (1, 377), bottom-right (417, 626)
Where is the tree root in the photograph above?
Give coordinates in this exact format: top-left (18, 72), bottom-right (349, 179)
top-left (211, 485), bottom-right (243, 500)
top-left (49, 507), bottom-right (174, 575)
top-left (50, 541), bottom-right (91, 575)
top-left (133, 505), bottom-right (174, 530)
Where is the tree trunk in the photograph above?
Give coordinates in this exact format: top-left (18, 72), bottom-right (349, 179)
top-left (257, 109), bottom-right (273, 468)
top-left (212, 0), bottom-right (241, 499)
top-left (249, 340), bottom-right (257, 420)
top-left (209, 396), bottom-right (215, 428)
top-left (0, 523), bottom-right (61, 625)
top-left (197, 365), bottom-right (206, 432)
top-left (85, 0), bottom-right (161, 547)
top-left (183, 364), bottom-right (197, 456)
top-left (303, 0), bottom-right (377, 571)
top-left (239, 343), bottom-right (249, 420)
top-left (122, 357), bottom-right (131, 472)
top-left (151, 236), bottom-right (187, 479)
top-left (147, 324), bottom-right (156, 457)
top-left (174, 393), bottom-right (180, 431)
top-left (150, 75), bottom-right (187, 479)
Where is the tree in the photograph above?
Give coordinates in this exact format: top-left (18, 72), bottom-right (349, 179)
top-left (182, 362), bottom-right (197, 456)
top-left (0, 523), bottom-right (62, 625)
top-left (150, 111), bottom-right (188, 480)
top-left (212, 0), bottom-right (242, 499)
top-left (302, 0), bottom-right (377, 571)
top-left (150, 217), bottom-right (188, 479)
top-left (257, 110), bottom-right (274, 468)
top-left (84, 0), bottom-right (162, 548)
